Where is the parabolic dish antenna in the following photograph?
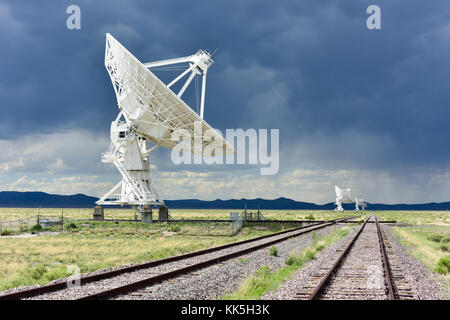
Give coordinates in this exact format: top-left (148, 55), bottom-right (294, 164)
top-left (354, 198), bottom-right (367, 211)
top-left (334, 185), bottom-right (353, 212)
top-left (97, 33), bottom-right (234, 213)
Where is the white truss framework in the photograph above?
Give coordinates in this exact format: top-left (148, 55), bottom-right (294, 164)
top-left (97, 34), bottom-right (234, 210)
top-left (97, 112), bottom-right (164, 208)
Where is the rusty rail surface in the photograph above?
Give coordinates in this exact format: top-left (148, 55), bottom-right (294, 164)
top-left (375, 216), bottom-right (396, 300)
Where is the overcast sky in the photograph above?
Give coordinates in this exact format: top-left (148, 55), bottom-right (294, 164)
top-left (1, 0), bottom-right (449, 204)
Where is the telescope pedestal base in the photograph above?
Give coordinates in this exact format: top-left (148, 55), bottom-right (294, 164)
top-left (141, 206), bottom-right (153, 223)
top-left (158, 206), bottom-right (169, 221)
top-left (93, 205), bottom-right (104, 221)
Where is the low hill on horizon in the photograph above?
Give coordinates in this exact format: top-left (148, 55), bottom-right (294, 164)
top-left (0, 191), bottom-right (449, 211)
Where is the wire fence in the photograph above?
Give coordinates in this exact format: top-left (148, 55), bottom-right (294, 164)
top-left (231, 212), bottom-right (245, 236)
top-left (0, 217), bottom-right (37, 234)
top-left (0, 214), bottom-right (69, 235)
top-left (0, 208), bottom-right (269, 237)
top-left (0, 214), bottom-right (237, 237)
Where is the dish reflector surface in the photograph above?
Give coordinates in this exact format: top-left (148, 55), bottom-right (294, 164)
top-left (105, 33), bottom-right (234, 155)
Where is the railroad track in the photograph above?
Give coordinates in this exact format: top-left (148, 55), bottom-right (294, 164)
top-left (295, 215), bottom-right (413, 300)
top-left (0, 216), bottom-right (355, 300)
top-left (99, 218), bottom-right (337, 224)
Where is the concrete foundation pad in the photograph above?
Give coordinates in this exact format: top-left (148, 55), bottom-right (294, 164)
top-left (158, 205), bottom-right (169, 221)
top-left (93, 205), bottom-right (104, 221)
top-left (142, 206), bottom-right (153, 223)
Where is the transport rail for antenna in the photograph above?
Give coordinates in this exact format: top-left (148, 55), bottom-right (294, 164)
top-left (97, 34), bottom-right (234, 217)
top-left (334, 185), bottom-right (353, 212)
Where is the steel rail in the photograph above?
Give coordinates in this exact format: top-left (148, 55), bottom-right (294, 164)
top-left (77, 217), bottom-right (356, 300)
top-left (375, 216), bottom-right (396, 300)
top-left (308, 216), bottom-right (371, 300)
top-left (96, 218), bottom-right (342, 224)
top-left (96, 218), bottom-right (392, 224)
top-left (0, 216), bottom-right (355, 300)
top-left (165, 219), bottom-right (327, 224)
top-left (338, 220), bottom-right (396, 224)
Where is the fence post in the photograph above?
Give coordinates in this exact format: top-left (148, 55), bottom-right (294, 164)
top-left (61, 208), bottom-right (64, 232)
top-left (0, 219), bottom-right (2, 235)
top-left (37, 213), bottom-right (40, 235)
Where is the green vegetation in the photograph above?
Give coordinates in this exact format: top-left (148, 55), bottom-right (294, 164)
top-left (169, 225), bottom-right (181, 233)
top-left (220, 227), bottom-right (350, 299)
top-left (30, 224), bottom-right (42, 234)
top-left (65, 222), bottom-right (78, 231)
top-left (20, 226), bottom-right (29, 233)
top-left (60, 220), bottom-right (298, 238)
top-left (240, 258), bottom-right (251, 264)
top-left (269, 246), bottom-right (278, 257)
top-left (427, 234), bottom-right (450, 244)
top-left (426, 233), bottom-right (449, 253)
top-left (436, 257), bottom-right (450, 275)
top-left (0, 221), bottom-right (295, 292)
top-left (1, 207), bottom-right (448, 296)
top-left (1, 208), bottom-right (447, 226)
top-left (0, 208), bottom-right (361, 222)
top-left (392, 226), bottom-right (450, 283)
top-left (1, 229), bottom-right (12, 236)
top-left (375, 211), bottom-right (449, 226)
top-left (0, 207), bottom-right (136, 220)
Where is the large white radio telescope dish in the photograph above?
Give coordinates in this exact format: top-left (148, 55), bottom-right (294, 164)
top-left (97, 34), bottom-right (234, 213)
top-left (334, 185), bottom-right (353, 212)
top-left (104, 34), bottom-right (233, 154)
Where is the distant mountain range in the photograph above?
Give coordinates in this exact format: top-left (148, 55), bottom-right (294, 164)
top-left (0, 191), bottom-right (449, 210)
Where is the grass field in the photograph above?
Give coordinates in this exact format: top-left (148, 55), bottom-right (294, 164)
top-left (0, 220), bottom-right (300, 292)
top-left (220, 226), bottom-right (351, 299)
top-left (375, 211), bottom-right (449, 226)
top-left (0, 208), bottom-right (448, 294)
top-left (1, 208), bottom-right (447, 226)
top-left (0, 207), bottom-right (360, 221)
top-left (373, 211), bottom-right (450, 293)
top-left (392, 225), bottom-right (450, 279)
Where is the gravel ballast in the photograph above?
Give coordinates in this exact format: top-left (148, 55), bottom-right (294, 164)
top-left (383, 225), bottom-right (447, 300)
top-left (114, 224), bottom-right (343, 300)
top-left (263, 225), bottom-right (359, 300)
top-left (0, 222), bottom-right (339, 300)
top-left (263, 224), bottom-right (448, 300)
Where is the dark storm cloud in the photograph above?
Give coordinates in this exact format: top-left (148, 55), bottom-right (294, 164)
top-left (1, 0), bottom-right (449, 173)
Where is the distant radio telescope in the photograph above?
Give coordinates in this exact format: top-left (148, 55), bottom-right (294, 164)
top-left (334, 185), bottom-right (353, 212)
top-left (354, 198), bottom-right (367, 211)
top-left (96, 34), bottom-right (234, 216)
